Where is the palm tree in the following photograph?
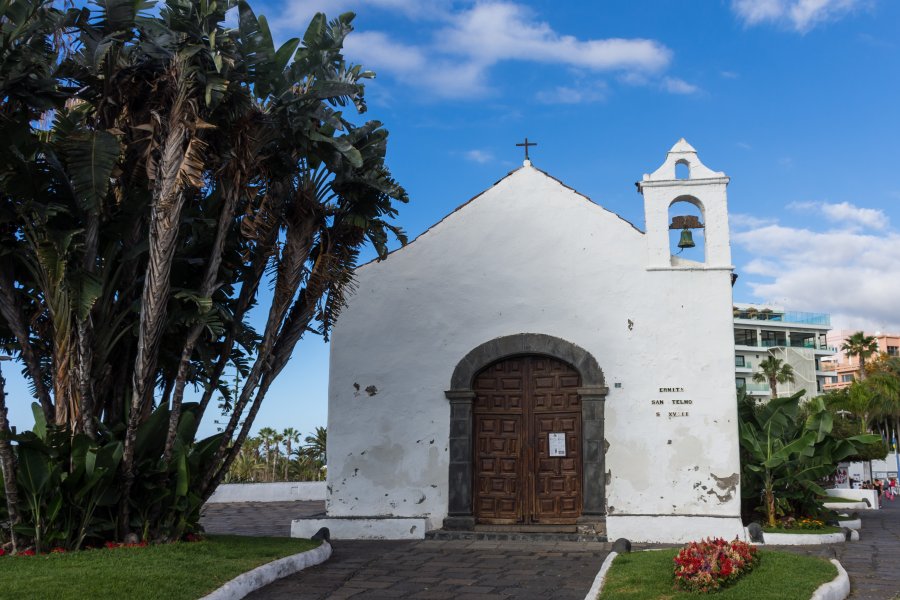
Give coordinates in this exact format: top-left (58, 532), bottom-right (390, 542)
top-left (303, 426), bottom-right (328, 466)
top-left (842, 331), bottom-right (879, 382)
top-left (257, 427), bottom-right (278, 481)
top-left (0, 0), bottom-right (406, 542)
top-left (753, 356), bottom-right (795, 399)
top-left (282, 428), bottom-right (301, 480)
top-left (862, 355), bottom-right (900, 438)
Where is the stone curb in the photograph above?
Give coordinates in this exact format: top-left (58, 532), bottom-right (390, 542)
top-left (583, 550), bottom-right (618, 600)
top-left (198, 541), bottom-right (332, 600)
top-left (810, 559), bottom-right (850, 600)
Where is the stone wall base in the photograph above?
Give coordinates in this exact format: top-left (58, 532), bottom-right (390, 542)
top-left (607, 515), bottom-right (744, 543)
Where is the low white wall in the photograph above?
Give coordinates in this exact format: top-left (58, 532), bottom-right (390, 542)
top-left (291, 517), bottom-right (427, 540)
top-left (760, 531), bottom-right (848, 545)
top-left (207, 482), bottom-right (326, 503)
top-left (826, 488), bottom-right (879, 509)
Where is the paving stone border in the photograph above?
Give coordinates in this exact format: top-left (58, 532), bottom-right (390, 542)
top-left (199, 542), bottom-right (332, 600)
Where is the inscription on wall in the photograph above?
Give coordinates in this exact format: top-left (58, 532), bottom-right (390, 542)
top-left (652, 386), bottom-right (692, 418)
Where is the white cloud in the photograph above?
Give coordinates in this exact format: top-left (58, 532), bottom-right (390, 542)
top-left (271, 1), bottom-right (674, 100)
top-left (731, 0), bottom-right (865, 32)
top-left (788, 200), bottom-right (888, 230)
top-left (464, 149), bottom-right (494, 164)
top-left (342, 31), bottom-right (489, 98)
top-left (536, 83), bottom-right (607, 104)
top-left (730, 213), bottom-right (776, 229)
top-left (733, 221), bottom-right (900, 331)
top-left (821, 202), bottom-right (888, 230)
top-left (343, 31), bottom-right (426, 73)
top-left (437, 3), bottom-right (671, 72)
top-left (662, 77), bottom-right (700, 95)
top-left (743, 258), bottom-right (781, 276)
top-left (721, 70), bottom-right (740, 79)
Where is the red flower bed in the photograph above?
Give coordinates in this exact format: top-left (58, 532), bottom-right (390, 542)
top-left (673, 538), bottom-right (759, 593)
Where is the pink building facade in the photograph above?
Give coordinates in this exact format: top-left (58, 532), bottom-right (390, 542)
top-left (822, 330), bottom-right (900, 391)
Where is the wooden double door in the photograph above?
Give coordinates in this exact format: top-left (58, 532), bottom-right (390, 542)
top-left (472, 355), bottom-right (583, 525)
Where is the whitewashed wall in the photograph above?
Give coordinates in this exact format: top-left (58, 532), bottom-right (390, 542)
top-left (207, 482), bottom-right (326, 503)
top-left (325, 143), bottom-right (743, 542)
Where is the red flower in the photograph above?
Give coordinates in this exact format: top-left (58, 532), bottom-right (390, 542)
top-left (0, 549), bottom-right (6, 557)
top-left (673, 538), bottom-right (759, 593)
top-left (50, 547), bottom-right (66, 554)
top-left (20, 549), bottom-right (35, 556)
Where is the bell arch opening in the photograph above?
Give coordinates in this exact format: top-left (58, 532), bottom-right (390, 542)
top-left (668, 195), bottom-right (706, 264)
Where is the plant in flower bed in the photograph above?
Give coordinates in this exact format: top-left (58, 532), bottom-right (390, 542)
top-left (779, 516), bottom-right (824, 530)
top-left (673, 538), bottom-right (759, 593)
top-left (738, 391), bottom-right (879, 527)
top-left (759, 514), bottom-right (844, 535)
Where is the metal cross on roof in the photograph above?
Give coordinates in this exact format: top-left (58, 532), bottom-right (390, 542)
top-left (516, 137), bottom-right (537, 160)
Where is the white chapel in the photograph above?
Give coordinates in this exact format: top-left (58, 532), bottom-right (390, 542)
top-left (293, 140), bottom-right (745, 543)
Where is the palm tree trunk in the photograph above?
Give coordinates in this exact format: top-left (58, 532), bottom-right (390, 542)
top-left (195, 188), bottom-right (286, 423)
top-left (120, 59), bottom-right (203, 537)
top-left (164, 185), bottom-right (240, 463)
top-left (0, 365), bottom-right (21, 553)
top-left (53, 332), bottom-right (74, 428)
top-left (76, 319), bottom-right (96, 439)
top-left (76, 210), bottom-right (100, 439)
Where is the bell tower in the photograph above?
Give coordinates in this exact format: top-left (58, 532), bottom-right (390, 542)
top-left (638, 139), bottom-right (733, 270)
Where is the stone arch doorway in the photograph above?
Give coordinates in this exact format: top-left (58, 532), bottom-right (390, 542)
top-left (444, 334), bottom-right (608, 531)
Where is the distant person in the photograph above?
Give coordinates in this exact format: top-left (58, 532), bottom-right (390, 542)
top-left (873, 478), bottom-right (884, 499)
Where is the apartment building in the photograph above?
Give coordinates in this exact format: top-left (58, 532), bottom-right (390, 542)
top-left (822, 330), bottom-right (900, 391)
top-left (734, 303), bottom-right (837, 400)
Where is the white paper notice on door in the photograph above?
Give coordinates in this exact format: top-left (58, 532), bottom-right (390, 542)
top-left (548, 433), bottom-right (566, 457)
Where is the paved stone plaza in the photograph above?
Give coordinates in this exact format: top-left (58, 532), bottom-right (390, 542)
top-left (774, 497), bottom-right (900, 600)
top-left (200, 498), bottom-right (900, 599)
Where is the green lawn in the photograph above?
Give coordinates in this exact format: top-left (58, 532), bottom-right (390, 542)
top-left (598, 548), bottom-right (836, 600)
top-left (0, 535), bottom-right (320, 600)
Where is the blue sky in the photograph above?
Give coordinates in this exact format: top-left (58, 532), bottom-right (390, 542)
top-left (6, 0), bottom-right (900, 439)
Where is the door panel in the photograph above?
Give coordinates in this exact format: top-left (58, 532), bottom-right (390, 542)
top-left (473, 355), bottom-right (582, 525)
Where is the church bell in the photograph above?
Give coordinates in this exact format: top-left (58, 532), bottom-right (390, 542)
top-left (677, 228), bottom-right (695, 249)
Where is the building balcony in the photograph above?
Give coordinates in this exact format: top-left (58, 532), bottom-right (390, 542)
top-left (739, 382), bottom-right (771, 395)
top-left (733, 311), bottom-right (831, 326)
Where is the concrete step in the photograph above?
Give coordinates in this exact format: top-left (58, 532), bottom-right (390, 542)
top-left (425, 530), bottom-right (610, 543)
